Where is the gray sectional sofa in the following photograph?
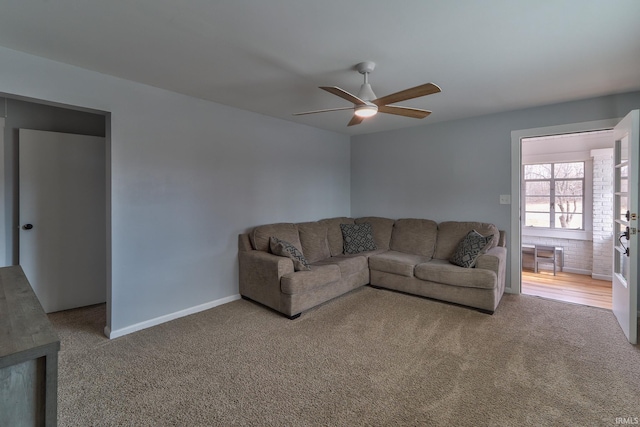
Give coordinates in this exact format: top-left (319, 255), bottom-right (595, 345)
top-left (238, 216), bottom-right (506, 319)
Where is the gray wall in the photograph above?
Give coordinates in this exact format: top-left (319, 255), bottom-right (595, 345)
top-left (0, 46), bottom-right (351, 335)
top-left (1, 97), bottom-right (105, 265)
top-left (351, 91), bottom-right (640, 290)
top-left (2, 43), bottom-right (638, 334)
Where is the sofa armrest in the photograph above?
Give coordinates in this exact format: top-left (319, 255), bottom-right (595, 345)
top-left (238, 250), bottom-right (294, 311)
top-left (498, 230), bottom-right (506, 247)
top-left (476, 246), bottom-right (507, 294)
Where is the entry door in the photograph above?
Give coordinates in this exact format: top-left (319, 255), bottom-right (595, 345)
top-left (612, 110), bottom-right (639, 344)
top-left (19, 129), bottom-right (106, 313)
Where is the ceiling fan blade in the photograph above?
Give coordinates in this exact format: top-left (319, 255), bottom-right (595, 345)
top-left (347, 115), bottom-right (364, 126)
top-left (373, 83), bottom-right (441, 106)
top-left (293, 106), bottom-right (353, 116)
top-left (320, 86), bottom-right (366, 106)
top-left (377, 105), bottom-right (432, 119)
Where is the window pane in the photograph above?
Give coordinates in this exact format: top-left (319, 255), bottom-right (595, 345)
top-left (617, 221), bottom-right (631, 282)
top-left (555, 179), bottom-right (582, 196)
top-left (619, 222), bottom-right (629, 236)
top-left (621, 136), bottom-right (629, 162)
top-left (554, 162), bottom-right (584, 178)
top-left (619, 195), bottom-right (628, 219)
top-left (524, 164), bottom-right (551, 179)
top-left (555, 196), bottom-right (583, 214)
top-left (620, 177), bottom-right (628, 193)
top-left (621, 164), bottom-right (628, 178)
top-left (525, 197), bottom-right (550, 212)
top-left (554, 213), bottom-right (582, 229)
top-left (616, 246), bottom-right (629, 285)
top-left (525, 212), bottom-right (550, 227)
top-left (525, 181), bottom-right (550, 196)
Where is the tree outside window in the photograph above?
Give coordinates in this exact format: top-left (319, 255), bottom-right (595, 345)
top-left (524, 162), bottom-right (584, 229)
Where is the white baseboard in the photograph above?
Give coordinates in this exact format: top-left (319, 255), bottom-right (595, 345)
top-left (591, 273), bottom-right (612, 281)
top-left (104, 294), bottom-right (241, 339)
top-left (559, 267), bottom-right (591, 276)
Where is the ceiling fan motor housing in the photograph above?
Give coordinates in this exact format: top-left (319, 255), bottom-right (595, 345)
top-left (357, 83), bottom-right (377, 102)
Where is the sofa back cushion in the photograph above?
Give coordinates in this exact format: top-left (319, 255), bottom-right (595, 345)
top-left (250, 223), bottom-right (302, 253)
top-left (434, 221), bottom-right (499, 260)
top-left (355, 217), bottom-right (395, 250)
top-left (318, 217), bottom-right (355, 256)
top-left (389, 218), bottom-right (438, 258)
top-left (297, 221), bottom-right (331, 263)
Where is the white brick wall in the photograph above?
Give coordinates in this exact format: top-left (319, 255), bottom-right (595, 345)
top-left (592, 148), bottom-right (614, 279)
top-left (522, 236), bottom-right (592, 274)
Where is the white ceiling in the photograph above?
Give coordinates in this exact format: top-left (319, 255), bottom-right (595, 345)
top-left (1, 0), bottom-right (639, 135)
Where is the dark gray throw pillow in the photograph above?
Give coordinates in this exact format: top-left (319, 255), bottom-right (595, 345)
top-left (340, 223), bottom-right (377, 254)
top-left (269, 237), bottom-right (311, 271)
top-left (449, 230), bottom-right (494, 268)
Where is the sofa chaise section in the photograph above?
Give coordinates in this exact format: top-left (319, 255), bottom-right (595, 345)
top-left (368, 220), bottom-right (506, 313)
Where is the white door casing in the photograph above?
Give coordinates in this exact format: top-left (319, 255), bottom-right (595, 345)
top-left (19, 129), bottom-right (106, 313)
top-left (0, 117), bottom-right (6, 267)
top-left (612, 110), bottom-right (638, 344)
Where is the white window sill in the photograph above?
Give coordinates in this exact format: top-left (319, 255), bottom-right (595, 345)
top-left (522, 227), bottom-right (592, 241)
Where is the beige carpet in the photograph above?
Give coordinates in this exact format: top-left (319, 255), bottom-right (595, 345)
top-left (48, 287), bottom-right (640, 426)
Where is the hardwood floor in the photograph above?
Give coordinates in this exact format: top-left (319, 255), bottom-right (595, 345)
top-left (521, 269), bottom-right (612, 310)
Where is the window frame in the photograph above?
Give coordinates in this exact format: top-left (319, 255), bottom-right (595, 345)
top-left (521, 153), bottom-right (593, 241)
top-left (523, 162), bottom-right (586, 230)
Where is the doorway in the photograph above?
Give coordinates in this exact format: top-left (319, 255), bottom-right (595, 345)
top-left (509, 119), bottom-right (620, 295)
top-left (1, 95), bottom-right (110, 334)
top-left (519, 130), bottom-right (614, 309)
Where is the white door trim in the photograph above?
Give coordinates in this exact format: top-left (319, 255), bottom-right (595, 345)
top-left (0, 117), bottom-right (5, 267)
top-left (509, 118), bottom-right (620, 294)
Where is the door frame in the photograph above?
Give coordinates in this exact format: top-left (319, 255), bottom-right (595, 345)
top-left (0, 117), bottom-right (5, 267)
top-left (509, 118), bottom-right (620, 294)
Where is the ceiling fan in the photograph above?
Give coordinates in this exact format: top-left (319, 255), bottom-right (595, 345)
top-left (294, 61), bottom-right (441, 126)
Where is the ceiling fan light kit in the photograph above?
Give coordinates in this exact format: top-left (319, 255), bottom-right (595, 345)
top-left (294, 61), bottom-right (441, 127)
top-left (354, 104), bottom-right (378, 118)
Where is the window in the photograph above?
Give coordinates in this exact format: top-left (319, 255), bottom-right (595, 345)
top-left (523, 162), bottom-right (585, 230)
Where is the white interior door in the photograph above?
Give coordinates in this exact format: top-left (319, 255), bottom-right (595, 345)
top-left (19, 129), bottom-right (106, 313)
top-left (612, 110), bottom-right (638, 344)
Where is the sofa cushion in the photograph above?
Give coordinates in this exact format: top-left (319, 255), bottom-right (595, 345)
top-left (280, 264), bottom-right (341, 295)
top-left (389, 218), bottom-right (438, 258)
top-left (341, 223), bottom-right (377, 254)
top-left (369, 250), bottom-right (431, 277)
top-left (434, 221), bottom-right (499, 260)
top-left (319, 217), bottom-right (355, 256)
top-left (415, 259), bottom-right (497, 290)
top-left (313, 255), bottom-right (368, 277)
top-left (270, 237), bottom-right (311, 271)
top-left (297, 221), bottom-right (331, 263)
top-left (336, 249), bottom-right (386, 259)
top-left (251, 223), bottom-right (301, 252)
top-left (449, 230), bottom-right (493, 268)
top-left (355, 217), bottom-right (395, 250)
